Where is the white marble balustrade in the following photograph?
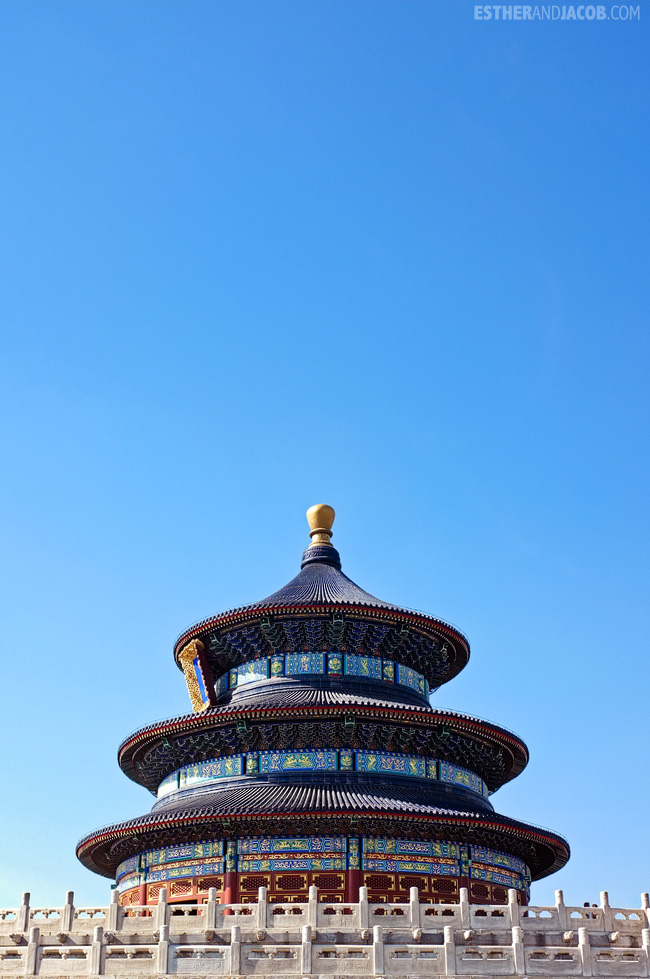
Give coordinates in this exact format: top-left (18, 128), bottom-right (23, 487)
top-left (0, 886), bottom-right (648, 977)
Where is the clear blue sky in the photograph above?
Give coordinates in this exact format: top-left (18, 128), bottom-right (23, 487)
top-left (0, 1), bottom-right (647, 910)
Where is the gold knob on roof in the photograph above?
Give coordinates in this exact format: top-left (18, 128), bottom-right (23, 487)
top-left (306, 504), bottom-right (335, 546)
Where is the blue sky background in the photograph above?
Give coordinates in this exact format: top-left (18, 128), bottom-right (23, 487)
top-left (0, 1), bottom-right (648, 910)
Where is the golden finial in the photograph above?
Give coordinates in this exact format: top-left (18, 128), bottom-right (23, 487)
top-left (306, 504), bottom-right (335, 547)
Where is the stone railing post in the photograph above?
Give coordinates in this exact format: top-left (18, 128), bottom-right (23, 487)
top-left (443, 924), bottom-right (456, 975)
top-left (358, 885), bottom-right (369, 932)
top-left (156, 923), bottom-right (169, 975)
top-left (372, 925), bottom-right (384, 976)
top-left (206, 887), bottom-right (218, 933)
top-left (256, 886), bottom-right (267, 931)
top-left (25, 925), bottom-right (39, 976)
top-left (230, 924), bottom-right (241, 975)
top-left (409, 886), bottom-right (420, 929)
top-left (106, 890), bottom-right (120, 931)
top-left (508, 888), bottom-right (520, 928)
top-left (89, 925), bottom-right (103, 975)
top-left (301, 924), bottom-right (312, 974)
top-left (511, 925), bottom-right (525, 975)
top-left (600, 890), bottom-right (613, 931)
top-left (459, 887), bottom-right (470, 928)
top-left (555, 888), bottom-right (568, 929)
top-left (641, 928), bottom-right (650, 978)
top-left (307, 885), bottom-right (318, 928)
top-left (642, 893), bottom-right (650, 929)
top-left (154, 887), bottom-right (168, 929)
top-left (579, 926), bottom-right (592, 977)
top-left (61, 890), bottom-right (75, 932)
top-left (16, 893), bottom-right (30, 933)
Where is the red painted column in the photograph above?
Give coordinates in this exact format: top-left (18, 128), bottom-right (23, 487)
top-left (222, 872), bottom-right (238, 907)
top-left (222, 840), bottom-right (238, 910)
top-left (345, 869), bottom-right (362, 902)
top-left (138, 882), bottom-right (147, 907)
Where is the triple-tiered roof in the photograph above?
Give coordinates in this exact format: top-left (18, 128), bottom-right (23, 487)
top-left (78, 506), bottom-right (568, 906)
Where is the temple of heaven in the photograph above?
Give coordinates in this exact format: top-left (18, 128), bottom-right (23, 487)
top-left (77, 505), bottom-right (569, 909)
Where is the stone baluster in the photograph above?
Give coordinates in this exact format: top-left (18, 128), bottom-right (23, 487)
top-left (88, 925), bottom-right (103, 975)
top-left (256, 886), bottom-right (268, 931)
top-left (508, 888), bottom-right (520, 928)
top-left (154, 887), bottom-right (168, 930)
top-left (511, 924), bottom-right (525, 975)
top-left (230, 924), bottom-right (241, 975)
top-left (16, 893), bottom-right (30, 933)
top-left (409, 886), bottom-right (420, 930)
top-left (61, 891), bottom-right (75, 932)
top-left (205, 887), bottom-right (218, 935)
top-left (443, 924), bottom-right (456, 974)
top-left (459, 887), bottom-right (470, 928)
top-left (641, 927), bottom-right (650, 979)
top-left (358, 885), bottom-right (369, 933)
top-left (579, 926), bottom-right (592, 977)
top-left (555, 888), bottom-right (568, 929)
top-left (155, 923), bottom-right (169, 975)
top-left (307, 885), bottom-right (318, 928)
top-left (301, 924), bottom-right (312, 974)
top-left (372, 924), bottom-right (384, 975)
top-left (25, 925), bottom-right (39, 976)
top-left (642, 893), bottom-right (650, 930)
top-left (106, 890), bottom-right (120, 931)
top-left (600, 890), bottom-right (613, 931)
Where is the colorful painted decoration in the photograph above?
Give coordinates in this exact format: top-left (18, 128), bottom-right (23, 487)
top-left (209, 651), bottom-right (430, 699)
top-left (115, 834), bottom-right (530, 896)
top-left (157, 751), bottom-right (489, 799)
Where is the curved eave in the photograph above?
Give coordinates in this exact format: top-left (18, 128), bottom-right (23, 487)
top-left (117, 703), bottom-right (529, 792)
top-left (173, 603), bottom-right (470, 679)
top-left (77, 807), bottom-right (569, 882)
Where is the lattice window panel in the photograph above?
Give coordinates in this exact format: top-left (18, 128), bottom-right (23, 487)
top-left (470, 882), bottom-right (490, 900)
top-left (319, 894), bottom-right (344, 904)
top-left (197, 877), bottom-right (224, 893)
top-left (399, 875), bottom-right (429, 893)
top-left (240, 875), bottom-right (271, 892)
top-left (492, 887), bottom-right (507, 904)
top-left (363, 874), bottom-right (395, 891)
top-left (433, 878), bottom-right (458, 895)
top-left (311, 874), bottom-right (345, 890)
top-left (128, 890), bottom-right (141, 905)
top-left (147, 885), bottom-right (164, 902)
top-left (274, 874), bottom-right (308, 891)
top-left (171, 881), bottom-right (192, 896)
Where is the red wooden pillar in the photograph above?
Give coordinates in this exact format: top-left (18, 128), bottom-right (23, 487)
top-left (222, 840), bottom-right (238, 910)
top-left (222, 872), bottom-right (238, 906)
top-left (138, 882), bottom-right (147, 907)
top-left (345, 869), bottom-right (362, 902)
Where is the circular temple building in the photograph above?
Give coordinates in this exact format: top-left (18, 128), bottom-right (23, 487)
top-left (77, 505), bottom-right (569, 909)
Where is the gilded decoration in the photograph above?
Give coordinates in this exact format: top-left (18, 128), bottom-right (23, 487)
top-left (178, 639), bottom-right (215, 713)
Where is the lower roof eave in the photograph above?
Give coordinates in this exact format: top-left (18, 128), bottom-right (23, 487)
top-left (77, 808), bottom-right (569, 882)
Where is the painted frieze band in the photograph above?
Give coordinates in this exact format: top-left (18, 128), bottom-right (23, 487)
top-left (115, 836), bottom-right (530, 894)
top-left (214, 651), bottom-right (429, 698)
top-left (157, 751), bottom-right (489, 799)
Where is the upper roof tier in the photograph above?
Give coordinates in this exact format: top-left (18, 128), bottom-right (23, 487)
top-left (173, 505), bottom-right (470, 689)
